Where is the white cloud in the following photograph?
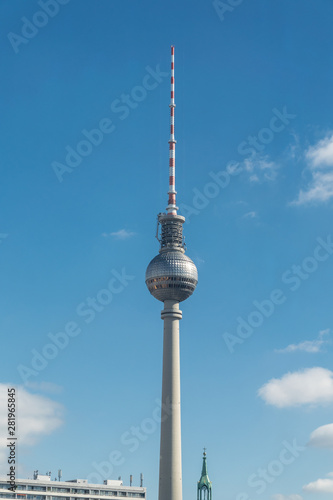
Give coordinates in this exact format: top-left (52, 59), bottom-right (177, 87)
top-left (243, 211), bottom-right (257, 219)
top-left (293, 171), bottom-right (333, 205)
top-left (319, 328), bottom-right (330, 339)
top-left (258, 367), bottom-right (333, 408)
top-left (242, 156), bottom-right (279, 182)
top-left (275, 329), bottom-right (330, 354)
top-left (303, 477), bottom-right (333, 494)
top-left (0, 384), bottom-right (64, 468)
top-left (308, 423), bottom-right (333, 448)
top-left (276, 340), bottom-right (324, 353)
top-left (307, 135), bottom-right (333, 168)
top-left (102, 229), bottom-right (136, 240)
top-left (271, 495), bottom-right (303, 500)
top-left (292, 133), bottom-right (333, 205)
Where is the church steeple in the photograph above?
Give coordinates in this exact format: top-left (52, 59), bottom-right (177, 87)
top-left (197, 449), bottom-right (212, 500)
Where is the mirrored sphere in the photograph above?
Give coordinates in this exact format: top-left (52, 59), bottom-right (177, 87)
top-left (146, 251), bottom-right (198, 302)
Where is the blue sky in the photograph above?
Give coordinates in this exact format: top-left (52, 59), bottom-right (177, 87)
top-left (1, 0), bottom-right (333, 499)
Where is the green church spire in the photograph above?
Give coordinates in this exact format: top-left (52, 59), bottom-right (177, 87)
top-left (197, 449), bottom-right (212, 500)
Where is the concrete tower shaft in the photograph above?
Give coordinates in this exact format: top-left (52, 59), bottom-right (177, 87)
top-left (159, 300), bottom-right (183, 500)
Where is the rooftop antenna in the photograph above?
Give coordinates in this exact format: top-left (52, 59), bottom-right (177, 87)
top-left (140, 473), bottom-right (143, 488)
top-left (130, 475), bottom-right (133, 487)
top-left (166, 45), bottom-right (177, 216)
top-left (58, 470), bottom-right (62, 482)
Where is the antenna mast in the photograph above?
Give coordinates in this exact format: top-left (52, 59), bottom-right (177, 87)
top-left (167, 46), bottom-right (177, 215)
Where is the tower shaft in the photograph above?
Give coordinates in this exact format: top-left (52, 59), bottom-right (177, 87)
top-left (159, 300), bottom-right (183, 500)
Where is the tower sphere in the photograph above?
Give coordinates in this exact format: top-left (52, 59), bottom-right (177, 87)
top-left (145, 250), bottom-right (198, 302)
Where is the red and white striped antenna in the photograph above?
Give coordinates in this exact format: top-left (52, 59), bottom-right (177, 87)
top-left (166, 45), bottom-right (178, 215)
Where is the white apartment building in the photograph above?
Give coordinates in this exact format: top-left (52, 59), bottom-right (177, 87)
top-left (0, 474), bottom-right (146, 500)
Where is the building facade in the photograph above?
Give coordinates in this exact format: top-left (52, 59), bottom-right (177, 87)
top-left (0, 475), bottom-right (146, 500)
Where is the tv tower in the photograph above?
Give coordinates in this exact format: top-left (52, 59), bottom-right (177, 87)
top-left (145, 46), bottom-right (198, 500)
